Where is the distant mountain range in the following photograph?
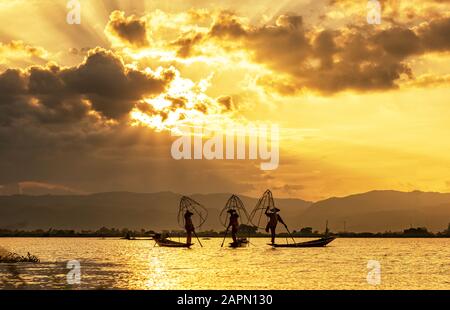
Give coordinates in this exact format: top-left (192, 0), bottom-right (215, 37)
top-left (0, 192), bottom-right (310, 232)
top-left (299, 190), bottom-right (450, 232)
top-left (0, 190), bottom-right (449, 232)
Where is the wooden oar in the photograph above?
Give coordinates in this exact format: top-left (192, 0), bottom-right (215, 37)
top-left (221, 227), bottom-right (229, 247)
top-left (284, 224), bottom-right (296, 244)
top-left (193, 230), bottom-right (203, 247)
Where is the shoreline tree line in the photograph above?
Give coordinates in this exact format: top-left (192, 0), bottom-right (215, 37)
top-left (0, 223), bottom-right (449, 238)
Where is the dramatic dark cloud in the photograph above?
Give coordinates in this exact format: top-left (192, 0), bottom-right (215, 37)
top-left (173, 12), bottom-right (450, 94)
top-left (0, 48), bottom-right (175, 123)
top-left (0, 69), bottom-right (29, 125)
top-left (419, 17), bottom-right (450, 52)
top-left (106, 10), bottom-right (150, 47)
top-left (103, 9), bottom-right (449, 94)
top-left (0, 45), bottom-right (251, 196)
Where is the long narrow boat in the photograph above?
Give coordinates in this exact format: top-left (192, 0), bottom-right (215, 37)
top-left (229, 238), bottom-right (249, 248)
top-left (269, 236), bottom-right (336, 248)
top-left (154, 237), bottom-right (193, 248)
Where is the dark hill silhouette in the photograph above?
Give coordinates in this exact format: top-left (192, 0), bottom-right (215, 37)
top-left (0, 191), bottom-right (310, 231)
top-left (1, 190), bottom-right (449, 232)
top-left (297, 190), bottom-right (450, 232)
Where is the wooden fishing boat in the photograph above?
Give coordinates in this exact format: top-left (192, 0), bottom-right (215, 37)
top-left (154, 236), bottom-right (193, 248)
top-left (229, 238), bottom-right (249, 248)
top-left (269, 236), bottom-right (336, 248)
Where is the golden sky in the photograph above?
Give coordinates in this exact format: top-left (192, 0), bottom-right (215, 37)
top-left (0, 0), bottom-right (449, 201)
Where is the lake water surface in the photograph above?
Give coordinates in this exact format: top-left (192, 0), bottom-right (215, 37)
top-left (1, 238), bottom-right (449, 289)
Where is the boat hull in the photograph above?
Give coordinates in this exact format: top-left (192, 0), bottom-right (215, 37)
top-left (269, 236), bottom-right (336, 248)
top-left (154, 239), bottom-right (192, 248)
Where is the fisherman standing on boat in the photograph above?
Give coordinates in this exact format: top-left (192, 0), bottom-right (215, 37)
top-left (227, 209), bottom-right (240, 243)
top-left (184, 210), bottom-right (195, 245)
top-left (265, 206), bottom-right (286, 244)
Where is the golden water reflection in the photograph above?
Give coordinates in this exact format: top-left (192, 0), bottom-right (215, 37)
top-left (0, 238), bottom-right (449, 289)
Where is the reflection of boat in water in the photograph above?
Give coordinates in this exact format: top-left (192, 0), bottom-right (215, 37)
top-left (269, 236), bottom-right (336, 248)
top-left (229, 238), bottom-right (249, 248)
top-left (153, 234), bottom-right (192, 248)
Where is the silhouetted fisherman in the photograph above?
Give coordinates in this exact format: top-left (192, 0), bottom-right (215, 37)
top-left (265, 207), bottom-right (286, 244)
top-left (184, 210), bottom-right (195, 245)
top-left (227, 209), bottom-right (240, 243)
